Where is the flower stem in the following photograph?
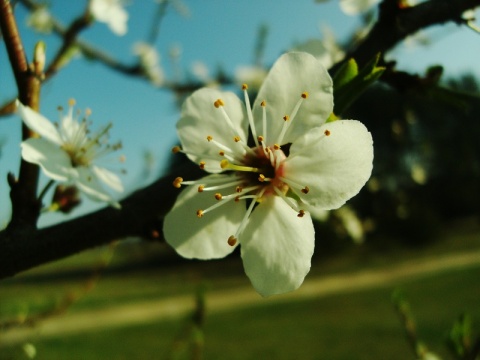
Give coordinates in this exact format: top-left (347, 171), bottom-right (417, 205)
top-left (38, 179), bottom-right (56, 204)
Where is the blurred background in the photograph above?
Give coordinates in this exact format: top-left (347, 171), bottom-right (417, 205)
top-left (1, 1), bottom-right (479, 359)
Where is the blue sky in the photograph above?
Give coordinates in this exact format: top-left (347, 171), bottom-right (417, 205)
top-left (0, 0), bottom-right (478, 226)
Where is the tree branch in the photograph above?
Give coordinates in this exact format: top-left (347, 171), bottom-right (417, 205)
top-left (0, 163), bottom-right (204, 279)
top-left (0, 0), bottom-right (42, 231)
top-left (334, 0), bottom-right (480, 71)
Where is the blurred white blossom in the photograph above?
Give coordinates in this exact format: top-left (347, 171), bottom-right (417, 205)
top-left (133, 42), bottom-right (164, 87)
top-left (26, 7), bottom-right (54, 34)
top-left (89, 0), bottom-right (128, 36)
top-left (17, 99), bottom-right (124, 208)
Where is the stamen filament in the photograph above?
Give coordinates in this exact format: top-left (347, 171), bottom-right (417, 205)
top-left (242, 85), bottom-right (259, 147)
top-left (261, 101), bottom-right (267, 145)
top-left (273, 186), bottom-right (302, 212)
top-left (279, 176), bottom-right (309, 194)
top-left (233, 188), bottom-right (266, 239)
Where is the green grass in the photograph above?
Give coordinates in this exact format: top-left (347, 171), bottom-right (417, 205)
top-left (1, 220), bottom-right (479, 359)
top-left (2, 266), bottom-right (480, 359)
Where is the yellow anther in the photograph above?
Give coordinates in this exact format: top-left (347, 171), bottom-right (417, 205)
top-left (273, 144), bottom-right (281, 150)
top-left (301, 91), bottom-right (309, 99)
top-left (214, 98), bottom-right (225, 108)
top-left (220, 159), bottom-right (229, 169)
top-left (219, 151), bottom-right (225, 156)
top-left (206, 135), bottom-right (213, 142)
top-left (196, 209), bottom-right (204, 218)
top-left (234, 136), bottom-right (241, 142)
top-left (297, 210), bottom-right (306, 218)
top-left (227, 235), bottom-right (237, 246)
top-left (215, 193), bottom-right (222, 200)
top-left (236, 186), bottom-right (243, 193)
top-left (324, 129), bottom-right (331, 136)
top-left (173, 177), bottom-right (183, 188)
top-left (257, 135), bottom-right (264, 142)
top-left (261, 100), bottom-right (266, 107)
top-left (301, 186), bottom-right (310, 194)
top-left (258, 174), bottom-right (266, 182)
top-left (198, 185), bottom-right (205, 192)
top-left (283, 115), bottom-right (290, 121)
top-left (242, 83), bottom-right (248, 90)
top-left (172, 146), bottom-right (181, 153)
top-left (199, 161), bottom-right (206, 169)
top-left (68, 98), bottom-right (76, 106)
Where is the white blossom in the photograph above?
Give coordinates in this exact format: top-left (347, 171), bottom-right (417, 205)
top-left (164, 52), bottom-right (374, 296)
top-left (133, 42), bottom-right (164, 87)
top-left (16, 100), bottom-right (124, 208)
top-left (89, 0), bottom-right (128, 36)
top-left (26, 7), bottom-right (54, 34)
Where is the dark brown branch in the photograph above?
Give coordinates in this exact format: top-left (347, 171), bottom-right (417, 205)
top-left (334, 0), bottom-right (480, 71)
top-left (0, 163), bottom-right (204, 279)
top-left (0, 0), bottom-right (42, 231)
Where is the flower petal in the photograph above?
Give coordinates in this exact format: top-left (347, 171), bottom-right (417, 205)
top-left (16, 101), bottom-right (62, 145)
top-left (164, 174), bottom-right (246, 259)
top-left (21, 138), bottom-right (72, 181)
top-left (92, 166), bottom-right (124, 192)
top-left (177, 88), bottom-right (249, 172)
top-left (284, 120), bottom-right (373, 210)
top-left (75, 167), bottom-right (119, 207)
top-left (252, 52), bottom-right (333, 145)
top-left (240, 196), bottom-right (315, 297)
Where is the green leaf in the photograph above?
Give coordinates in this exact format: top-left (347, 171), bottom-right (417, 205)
top-left (333, 53), bottom-right (385, 116)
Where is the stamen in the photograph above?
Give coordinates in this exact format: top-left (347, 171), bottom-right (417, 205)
top-left (227, 235), bottom-right (237, 246)
top-left (198, 185), bottom-right (205, 192)
top-left (173, 177), bottom-right (183, 188)
top-left (215, 193), bottom-right (222, 200)
top-left (279, 176), bottom-right (310, 195)
top-left (231, 188), bottom-right (266, 242)
top-left (195, 190), bottom-right (241, 217)
top-left (261, 100), bottom-right (267, 145)
top-left (275, 93), bottom-right (307, 145)
top-left (324, 129), bottom-right (331, 136)
top-left (297, 210), bottom-right (306, 218)
top-left (199, 161), bottom-right (206, 169)
top-left (215, 99), bottom-right (242, 140)
top-left (258, 174), bottom-right (272, 182)
top-left (273, 186), bottom-right (302, 212)
top-left (242, 84), bottom-right (259, 147)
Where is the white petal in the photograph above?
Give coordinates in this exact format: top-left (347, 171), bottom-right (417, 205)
top-left (92, 166), bottom-right (123, 192)
top-left (240, 196), bottom-right (315, 297)
top-left (75, 167), bottom-right (119, 206)
top-left (21, 138), bottom-right (72, 181)
top-left (90, 0), bottom-right (128, 36)
top-left (284, 120), bottom-right (373, 211)
top-left (16, 101), bottom-right (62, 145)
top-left (177, 88), bottom-right (249, 172)
top-left (164, 174), bottom-right (246, 259)
top-left (252, 52), bottom-right (333, 145)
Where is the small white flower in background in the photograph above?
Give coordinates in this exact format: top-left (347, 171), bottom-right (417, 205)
top-left (164, 52), bottom-right (374, 297)
top-left (89, 0), bottom-right (128, 36)
top-left (234, 65), bottom-right (268, 92)
top-left (16, 99), bottom-right (124, 208)
top-left (133, 42), bottom-right (164, 87)
top-left (26, 7), bottom-right (54, 34)
top-left (293, 26), bottom-right (345, 69)
top-left (340, 0), bottom-right (380, 15)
